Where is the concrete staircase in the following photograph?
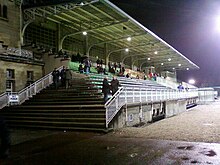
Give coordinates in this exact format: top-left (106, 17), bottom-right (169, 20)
top-left (0, 76), bottom-right (107, 132)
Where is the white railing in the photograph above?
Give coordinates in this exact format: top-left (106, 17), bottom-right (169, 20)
top-left (0, 93), bottom-right (8, 109)
top-left (0, 66), bottom-right (63, 109)
top-left (105, 87), bottom-right (198, 128)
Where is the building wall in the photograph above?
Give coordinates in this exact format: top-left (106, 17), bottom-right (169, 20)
top-left (0, 61), bottom-right (43, 94)
top-left (0, 1), bottom-right (20, 47)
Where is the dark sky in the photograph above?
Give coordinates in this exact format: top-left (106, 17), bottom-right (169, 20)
top-left (110, 0), bottom-right (220, 87)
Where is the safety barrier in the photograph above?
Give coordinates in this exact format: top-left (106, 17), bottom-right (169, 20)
top-left (105, 87), bottom-right (198, 128)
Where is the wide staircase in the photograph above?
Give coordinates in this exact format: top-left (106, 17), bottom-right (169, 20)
top-left (0, 74), bottom-right (107, 132)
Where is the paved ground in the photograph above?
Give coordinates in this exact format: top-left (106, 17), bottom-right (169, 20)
top-left (1, 101), bottom-right (220, 164)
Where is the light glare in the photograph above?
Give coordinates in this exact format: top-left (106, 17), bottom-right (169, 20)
top-left (83, 31), bottom-right (87, 35)
top-left (127, 37), bottom-right (131, 41)
top-left (189, 79), bottom-right (195, 84)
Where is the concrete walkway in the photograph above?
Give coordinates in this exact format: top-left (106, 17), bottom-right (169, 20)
top-left (1, 101), bottom-right (220, 164)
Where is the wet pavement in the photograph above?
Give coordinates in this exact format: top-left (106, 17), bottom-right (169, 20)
top-left (1, 130), bottom-right (220, 165)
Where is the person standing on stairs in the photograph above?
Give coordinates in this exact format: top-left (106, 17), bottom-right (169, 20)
top-left (52, 68), bottom-right (60, 89)
top-left (65, 67), bottom-right (72, 89)
top-left (60, 66), bottom-right (66, 87)
top-left (102, 77), bottom-right (110, 103)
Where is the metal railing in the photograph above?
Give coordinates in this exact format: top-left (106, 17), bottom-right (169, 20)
top-left (0, 66), bottom-right (63, 109)
top-left (0, 93), bottom-right (8, 109)
top-left (105, 87), bottom-right (198, 128)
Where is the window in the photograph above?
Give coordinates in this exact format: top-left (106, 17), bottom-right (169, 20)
top-left (6, 69), bottom-right (15, 79)
top-left (27, 71), bottom-right (34, 81)
top-left (26, 71), bottom-right (34, 86)
top-left (0, 5), bottom-right (1, 17)
top-left (2, 5), bottom-right (7, 19)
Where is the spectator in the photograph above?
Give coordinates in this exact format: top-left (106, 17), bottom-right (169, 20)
top-left (96, 58), bottom-right (100, 67)
top-left (118, 62), bottom-right (122, 70)
top-left (52, 68), bottom-right (60, 89)
top-left (0, 117), bottom-right (10, 159)
top-left (60, 66), bottom-right (66, 87)
top-left (108, 62), bottom-right (111, 72)
top-left (65, 67), bottom-right (72, 89)
top-left (121, 67), bottom-right (125, 75)
top-left (114, 62), bottom-right (117, 71)
top-left (78, 64), bottom-right (84, 73)
top-left (102, 77), bottom-right (110, 103)
top-left (110, 76), bottom-right (120, 95)
top-left (58, 49), bottom-right (63, 57)
top-left (177, 83), bottom-right (184, 91)
top-left (100, 59), bottom-right (103, 67)
top-left (126, 73), bottom-right (130, 78)
top-left (84, 57), bottom-right (90, 74)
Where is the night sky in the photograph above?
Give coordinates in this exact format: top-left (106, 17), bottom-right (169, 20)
top-left (110, 0), bottom-right (220, 87)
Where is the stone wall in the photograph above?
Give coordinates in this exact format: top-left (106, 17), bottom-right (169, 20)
top-left (0, 61), bottom-right (43, 93)
top-left (0, 1), bottom-right (20, 47)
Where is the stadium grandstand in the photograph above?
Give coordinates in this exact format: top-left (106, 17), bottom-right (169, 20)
top-left (0, 0), bottom-right (213, 132)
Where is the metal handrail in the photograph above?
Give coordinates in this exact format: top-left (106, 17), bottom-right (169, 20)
top-left (0, 92), bottom-right (8, 109)
top-left (105, 87), bottom-right (125, 128)
top-left (105, 87), bottom-right (199, 128)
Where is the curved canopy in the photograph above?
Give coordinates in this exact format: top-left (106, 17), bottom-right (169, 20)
top-left (22, 0), bottom-right (199, 71)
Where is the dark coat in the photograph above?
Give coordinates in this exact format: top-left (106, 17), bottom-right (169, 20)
top-left (102, 79), bottom-right (110, 94)
top-left (111, 79), bottom-right (120, 95)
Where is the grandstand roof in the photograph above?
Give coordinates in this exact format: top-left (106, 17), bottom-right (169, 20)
top-left (22, 0), bottom-right (199, 71)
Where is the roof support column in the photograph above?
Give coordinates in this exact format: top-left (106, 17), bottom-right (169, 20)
top-left (84, 35), bottom-right (89, 56)
top-left (57, 24), bottom-right (61, 51)
top-left (104, 43), bottom-right (108, 68)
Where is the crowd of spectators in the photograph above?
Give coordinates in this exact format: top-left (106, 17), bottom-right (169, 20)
top-left (52, 66), bottom-right (73, 89)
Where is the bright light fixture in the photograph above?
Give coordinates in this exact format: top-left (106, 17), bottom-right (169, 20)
top-left (189, 79), bottom-right (195, 84)
top-left (168, 58), bottom-right (171, 61)
top-left (154, 51), bottom-right (158, 54)
top-left (147, 57), bottom-right (151, 61)
top-left (178, 64), bottom-right (181, 67)
top-left (127, 37), bottom-right (131, 41)
top-left (172, 68), bottom-right (175, 70)
top-left (125, 48), bottom-right (129, 52)
top-left (82, 31), bottom-right (87, 35)
top-left (186, 68), bottom-right (189, 71)
top-left (161, 63), bottom-right (164, 65)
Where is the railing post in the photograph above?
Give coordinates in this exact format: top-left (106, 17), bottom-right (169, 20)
top-left (125, 88), bottom-right (127, 104)
top-left (146, 89), bottom-right (147, 102)
top-left (140, 88), bottom-right (141, 102)
top-left (33, 82), bottom-right (36, 95)
top-left (151, 90), bottom-right (153, 101)
top-left (106, 107), bottom-right (108, 128)
top-left (133, 88), bottom-right (135, 103)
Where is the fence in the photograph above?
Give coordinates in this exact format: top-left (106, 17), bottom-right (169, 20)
top-left (105, 87), bottom-right (198, 128)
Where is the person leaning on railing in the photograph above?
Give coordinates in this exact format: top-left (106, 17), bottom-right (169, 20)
top-left (110, 76), bottom-right (120, 96)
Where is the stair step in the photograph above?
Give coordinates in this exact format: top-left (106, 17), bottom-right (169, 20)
top-left (3, 116), bottom-right (105, 122)
top-left (2, 112), bottom-right (105, 117)
top-left (7, 124), bottom-right (106, 132)
top-left (2, 109), bottom-right (105, 113)
top-left (6, 120), bottom-right (106, 127)
top-left (23, 101), bottom-right (104, 105)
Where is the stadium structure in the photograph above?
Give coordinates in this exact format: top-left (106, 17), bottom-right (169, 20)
top-left (0, 0), bottom-right (214, 131)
